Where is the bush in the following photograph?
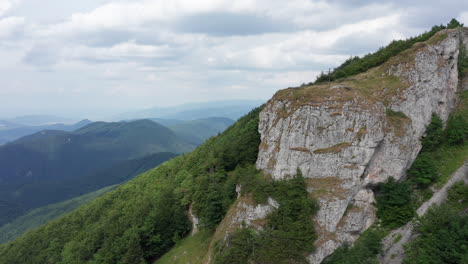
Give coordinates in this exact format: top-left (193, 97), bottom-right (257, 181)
top-left (215, 172), bottom-right (319, 264)
top-left (403, 204), bottom-right (468, 264)
top-left (445, 114), bottom-right (467, 145)
top-left (421, 113), bottom-right (443, 151)
top-left (447, 182), bottom-right (468, 209)
top-left (447, 18), bottom-right (464, 29)
top-left (376, 178), bottom-right (415, 228)
top-left (323, 228), bottom-right (386, 264)
top-left (407, 153), bottom-right (439, 187)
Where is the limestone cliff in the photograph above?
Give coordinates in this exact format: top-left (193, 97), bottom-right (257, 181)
top-left (252, 28), bottom-right (466, 263)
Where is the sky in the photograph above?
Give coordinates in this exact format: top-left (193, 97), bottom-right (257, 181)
top-left (0, 0), bottom-right (467, 118)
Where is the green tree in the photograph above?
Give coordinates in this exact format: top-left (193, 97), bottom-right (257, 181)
top-left (421, 114), bottom-right (443, 151)
top-left (408, 153), bottom-right (439, 187)
top-left (447, 18), bottom-right (464, 29)
top-left (404, 204), bottom-right (468, 264)
top-left (445, 114), bottom-right (467, 145)
top-left (323, 228), bottom-right (385, 264)
top-left (376, 178), bottom-right (415, 228)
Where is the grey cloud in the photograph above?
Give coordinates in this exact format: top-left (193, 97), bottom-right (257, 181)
top-left (174, 12), bottom-right (295, 36)
top-left (22, 45), bottom-right (59, 68)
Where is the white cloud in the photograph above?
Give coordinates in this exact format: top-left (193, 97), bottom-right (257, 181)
top-left (0, 0), bottom-right (20, 17)
top-left (0, 16), bottom-right (24, 38)
top-left (1, 0), bottom-right (466, 117)
top-left (459, 11), bottom-right (468, 25)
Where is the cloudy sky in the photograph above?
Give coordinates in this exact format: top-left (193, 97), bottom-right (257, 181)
top-left (0, 0), bottom-right (467, 118)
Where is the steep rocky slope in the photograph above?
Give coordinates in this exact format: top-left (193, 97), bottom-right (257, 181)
top-left (246, 28), bottom-right (467, 263)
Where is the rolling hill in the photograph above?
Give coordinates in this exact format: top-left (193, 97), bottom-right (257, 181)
top-left (0, 119), bottom-right (194, 226)
top-left (0, 119), bottom-right (92, 145)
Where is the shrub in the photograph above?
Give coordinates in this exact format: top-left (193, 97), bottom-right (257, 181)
top-left (447, 18), bottom-right (464, 29)
top-left (403, 204), bottom-right (468, 264)
top-left (421, 113), bottom-right (443, 152)
top-left (215, 172), bottom-right (319, 264)
top-left (447, 182), bottom-right (468, 209)
top-left (445, 114), bottom-right (467, 145)
top-left (323, 228), bottom-right (386, 264)
top-left (376, 178), bottom-right (415, 228)
top-left (407, 153), bottom-right (439, 187)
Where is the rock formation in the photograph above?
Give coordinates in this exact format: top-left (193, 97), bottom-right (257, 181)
top-left (253, 28), bottom-right (466, 263)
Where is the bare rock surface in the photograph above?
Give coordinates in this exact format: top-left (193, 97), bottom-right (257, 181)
top-left (253, 28), bottom-right (467, 263)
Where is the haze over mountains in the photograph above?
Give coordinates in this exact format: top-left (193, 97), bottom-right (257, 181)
top-left (0, 119), bottom-right (92, 145)
top-left (0, 115), bottom-right (236, 229)
top-left (115, 99), bottom-right (265, 121)
top-left (0, 99), bottom-right (255, 145)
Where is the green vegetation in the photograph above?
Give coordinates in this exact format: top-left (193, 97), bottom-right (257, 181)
top-left (214, 171), bottom-right (319, 264)
top-left (0, 108), bottom-right (262, 264)
top-left (403, 182), bottom-right (468, 264)
top-left (458, 43), bottom-right (468, 76)
top-left (0, 119), bottom-right (192, 226)
top-left (446, 114), bottom-right (467, 145)
top-left (421, 114), bottom-right (443, 152)
top-left (376, 91), bottom-right (467, 229)
top-left (376, 178), bottom-right (415, 229)
top-left (408, 102), bottom-right (467, 187)
top-left (313, 19), bottom-right (464, 84)
top-left (0, 185), bottom-right (116, 245)
top-left (385, 108), bottom-right (408, 119)
top-left (447, 182), bottom-right (468, 209)
top-left (407, 153), bottom-right (439, 188)
top-left (447, 18), bottom-right (465, 29)
top-left (323, 227), bottom-right (386, 264)
top-left (155, 230), bottom-right (214, 264)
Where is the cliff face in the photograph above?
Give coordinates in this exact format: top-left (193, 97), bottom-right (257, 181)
top-left (253, 28), bottom-right (467, 263)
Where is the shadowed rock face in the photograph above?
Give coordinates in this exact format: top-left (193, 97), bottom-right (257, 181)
top-left (252, 28), bottom-right (467, 263)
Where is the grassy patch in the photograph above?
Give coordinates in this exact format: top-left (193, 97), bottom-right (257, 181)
top-left (385, 108), bottom-right (411, 137)
top-left (155, 230), bottom-right (214, 264)
top-left (386, 108), bottom-right (408, 118)
top-left (432, 143), bottom-right (468, 186)
top-left (425, 32), bottom-right (448, 45)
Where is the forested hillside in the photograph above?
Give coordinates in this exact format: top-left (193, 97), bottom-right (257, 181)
top-left (0, 108), bottom-right (264, 263)
top-left (0, 119), bottom-right (193, 226)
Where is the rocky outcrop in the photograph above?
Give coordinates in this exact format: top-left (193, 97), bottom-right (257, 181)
top-left (204, 196), bottom-right (279, 264)
top-left (188, 204), bottom-right (200, 235)
top-left (253, 28), bottom-right (467, 263)
top-left (379, 163), bottom-right (467, 264)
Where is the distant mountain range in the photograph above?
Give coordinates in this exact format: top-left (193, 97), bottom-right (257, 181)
top-left (0, 119), bottom-right (92, 145)
top-left (5, 115), bottom-right (78, 126)
top-left (0, 117), bottom-right (234, 228)
top-left (0, 119), bottom-right (192, 226)
top-left (116, 99), bottom-right (264, 121)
